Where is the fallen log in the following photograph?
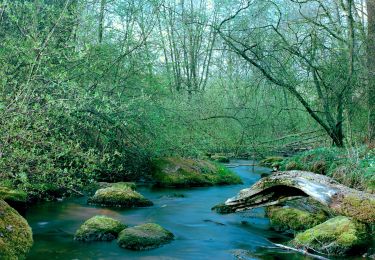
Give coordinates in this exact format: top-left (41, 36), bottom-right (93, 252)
top-left (224, 171), bottom-right (375, 223)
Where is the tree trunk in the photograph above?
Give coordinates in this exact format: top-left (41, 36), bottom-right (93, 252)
top-left (224, 171), bottom-right (375, 223)
top-left (368, 0), bottom-right (375, 142)
top-left (98, 0), bottom-right (106, 43)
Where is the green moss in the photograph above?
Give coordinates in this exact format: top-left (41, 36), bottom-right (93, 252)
top-left (210, 154), bottom-right (230, 163)
top-left (74, 215), bottom-right (127, 241)
top-left (339, 196), bottom-right (375, 223)
top-left (259, 156), bottom-right (284, 167)
top-left (291, 216), bottom-right (369, 255)
top-left (151, 157), bottom-right (242, 187)
top-left (0, 187), bottom-right (27, 204)
top-left (88, 186), bottom-right (153, 208)
top-left (266, 206), bottom-right (328, 233)
top-left (117, 223), bottom-right (174, 250)
top-left (0, 200), bottom-right (33, 260)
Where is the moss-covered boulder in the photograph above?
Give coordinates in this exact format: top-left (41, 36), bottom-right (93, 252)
top-left (291, 216), bottom-right (370, 255)
top-left (266, 206), bottom-right (328, 233)
top-left (117, 223), bottom-right (174, 250)
top-left (98, 182), bottom-right (137, 190)
top-left (211, 203), bottom-right (236, 214)
top-left (151, 157), bottom-right (242, 187)
top-left (74, 215), bottom-right (127, 241)
top-left (0, 200), bottom-right (33, 260)
top-left (0, 187), bottom-right (27, 205)
top-left (88, 183), bottom-right (153, 208)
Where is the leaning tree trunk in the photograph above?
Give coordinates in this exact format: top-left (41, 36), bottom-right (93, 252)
top-left (224, 171), bottom-right (375, 223)
top-left (368, 0), bottom-right (375, 142)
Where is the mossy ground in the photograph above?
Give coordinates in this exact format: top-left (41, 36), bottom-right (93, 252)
top-left (266, 206), bottom-right (328, 233)
top-left (270, 146), bottom-right (374, 192)
top-left (74, 215), bottom-right (127, 241)
top-left (117, 223), bottom-right (174, 250)
top-left (151, 157), bottom-right (242, 187)
top-left (210, 154), bottom-right (230, 163)
top-left (291, 216), bottom-right (370, 255)
top-left (259, 156), bottom-right (284, 168)
top-left (0, 200), bottom-right (33, 260)
top-left (88, 183), bottom-right (153, 208)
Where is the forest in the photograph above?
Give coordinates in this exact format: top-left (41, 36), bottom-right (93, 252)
top-left (0, 0), bottom-right (374, 259)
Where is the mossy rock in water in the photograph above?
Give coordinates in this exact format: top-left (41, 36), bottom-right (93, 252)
top-left (88, 184), bottom-right (153, 208)
top-left (117, 223), bottom-right (174, 250)
top-left (211, 203), bottom-right (236, 214)
top-left (266, 206), bottom-right (328, 233)
top-left (151, 157), bottom-right (242, 187)
top-left (259, 156), bottom-right (284, 167)
top-left (74, 215), bottom-right (127, 241)
top-left (291, 216), bottom-right (370, 255)
top-left (0, 200), bottom-right (33, 260)
top-left (0, 187), bottom-right (27, 205)
top-left (98, 182), bottom-right (137, 190)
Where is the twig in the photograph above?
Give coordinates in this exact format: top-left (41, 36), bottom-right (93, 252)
top-left (274, 243), bottom-right (330, 260)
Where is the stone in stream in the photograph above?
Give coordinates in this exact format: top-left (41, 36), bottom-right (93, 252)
top-left (291, 216), bottom-right (370, 256)
top-left (74, 215), bottom-right (127, 242)
top-left (151, 157), bottom-right (242, 187)
top-left (88, 182), bottom-right (153, 208)
top-left (117, 223), bottom-right (174, 250)
top-left (0, 200), bottom-right (33, 260)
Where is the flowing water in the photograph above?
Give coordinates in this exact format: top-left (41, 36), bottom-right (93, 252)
top-left (25, 160), bottom-right (313, 260)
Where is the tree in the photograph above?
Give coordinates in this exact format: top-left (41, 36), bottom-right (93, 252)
top-left (368, 0), bottom-right (375, 142)
top-left (216, 0), bottom-right (361, 147)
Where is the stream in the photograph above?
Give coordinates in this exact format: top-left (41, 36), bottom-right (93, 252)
top-left (25, 160), bottom-right (313, 260)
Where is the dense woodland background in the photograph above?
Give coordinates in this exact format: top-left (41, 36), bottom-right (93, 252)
top-left (0, 0), bottom-right (374, 199)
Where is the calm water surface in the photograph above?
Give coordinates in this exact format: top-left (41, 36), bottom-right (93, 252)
top-left (25, 160), bottom-right (313, 260)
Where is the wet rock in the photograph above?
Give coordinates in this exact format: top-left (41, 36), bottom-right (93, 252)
top-left (0, 200), bottom-right (33, 259)
top-left (291, 216), bottom-right (370, 255)
top-left (117, 223), bottom-right (174, 250)
top-left (88, 183), bottom-right (153, 208)
top-left (152, 157), bottom-right (242, 187)
top-left (74, 215), bottom-right (127, 242)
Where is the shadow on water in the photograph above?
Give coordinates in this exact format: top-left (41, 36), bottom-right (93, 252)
top-left (25, 160), bottom-right (315, 260)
